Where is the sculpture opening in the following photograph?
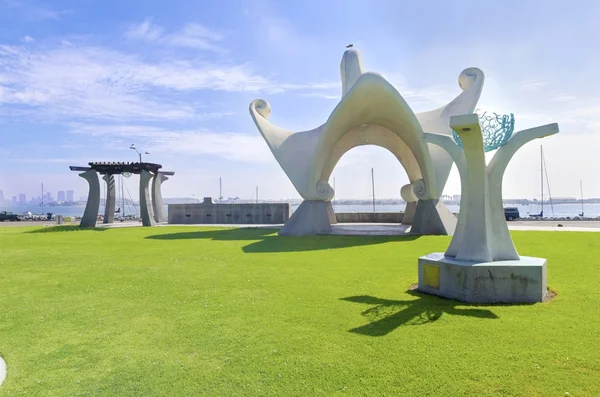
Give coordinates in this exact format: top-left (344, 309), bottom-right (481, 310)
top-left (328, 144), bottom-right (406, 205)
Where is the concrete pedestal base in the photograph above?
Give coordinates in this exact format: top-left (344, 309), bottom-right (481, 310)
top-left (417, 253), bottom-right (547, 303)
top-left (279, 200), bottom-right (336, 236)
top-left (411, 200), bottom-right (457, 236)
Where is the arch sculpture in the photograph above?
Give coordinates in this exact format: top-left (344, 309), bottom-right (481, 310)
top-left (249, 48), bottom-right (484, 235)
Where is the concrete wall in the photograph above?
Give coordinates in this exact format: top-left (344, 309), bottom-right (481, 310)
top-left (335, 212), bottom-right (403, 223)
top-left (168, 198), bottom-right (290, 224)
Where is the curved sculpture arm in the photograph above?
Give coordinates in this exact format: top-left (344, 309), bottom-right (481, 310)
top-left (250, 99), bottom-right (327, 199)
top-left (415, 68), bottom-right (485, 134)
top-left (249, 99), bottom-right (294, 150)
top-left (415, 68), bottom-right (484, 199)
top-left (487, 123), bottom-right (559, 180)
top-left (446, 68), bottom-right (485, 117)
top-left (423, 132), bottom-right (466, 173)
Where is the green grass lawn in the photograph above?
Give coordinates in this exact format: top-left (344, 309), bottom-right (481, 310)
top-left (0, 226), bottom-right (599, 396)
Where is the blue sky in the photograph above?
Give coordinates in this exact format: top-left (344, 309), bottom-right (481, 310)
top-left (1, 0), bottom-right (599, 201)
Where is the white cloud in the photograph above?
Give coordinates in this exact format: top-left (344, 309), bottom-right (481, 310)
top-left (5, 157), bottom-right (86, 164)
top-left (547, 94), bottom-right (577, 103)
top-left (125, 19), bottom-right (224, 52)
top-left (66, 123), bottom-right (274, 164)
top-left (380, 71), bottom-right (457, 110)
top-left (517, 80), bottom-right (547, 91)
top-left (21, 35), bottom-right (35, 42)
top-left (299, 93), bottom-right (339, 100)
top-left (125, 19), bottom-right (163, 41)
top-left (4, 0), bottom-right (69, 20)
top-left (0, 40), bottom-right (340, 122)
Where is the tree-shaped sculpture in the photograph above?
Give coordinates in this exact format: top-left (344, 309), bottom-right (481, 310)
top-left (417, 114), bottom-right (559, 303)
top-left (424, 114), bottom-right (559, 262)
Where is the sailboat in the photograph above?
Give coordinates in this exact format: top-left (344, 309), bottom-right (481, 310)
top-left (530, 145), bottom-right (554, 218)
top-left (530, 146), bottom-right (544, 218)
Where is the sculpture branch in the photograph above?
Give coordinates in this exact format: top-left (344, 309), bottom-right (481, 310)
top-left (485, 123), bottom-right (560, 260)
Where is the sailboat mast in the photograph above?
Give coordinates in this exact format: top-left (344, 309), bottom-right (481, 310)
top-left (121, 175), bottom-right (125, 218)
top-left (540, 146), bottom-right (543, 216)
top-left (580, 180), bottom-right (584, 217)
top-left (371, 168), bottom-right (375, 212)
top-left (41, 183), bottom-right (44, 211)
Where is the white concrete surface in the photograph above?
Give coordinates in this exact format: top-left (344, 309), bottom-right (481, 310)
top-left (327, 223), bottom-right (411, 236)
top-left (418, 252), bottom-right (547, 303)
top-left (0, 355), bottom-right (6, 387)
top-left (509, 225), bottom-right (600, 232)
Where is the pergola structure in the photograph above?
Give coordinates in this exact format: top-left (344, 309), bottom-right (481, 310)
top-left (69, 162), bottom-right (174, 227)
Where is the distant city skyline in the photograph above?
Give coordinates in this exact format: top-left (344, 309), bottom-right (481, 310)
top-left (0, 187), bottom-right (77, 204)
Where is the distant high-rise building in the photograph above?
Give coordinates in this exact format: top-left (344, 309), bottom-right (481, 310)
top-left (18, 193), bottom-right (26, 204)
top-left (57, 191), bottom-right (66, 202)
top-left (12, 196), bottom-right (17, 204)
top-left (0, 189), bottom-right (4, 202)
top-left (66, 190), bottom-right (74, 202)
top-left (45, 192), bottom-right (52, 202)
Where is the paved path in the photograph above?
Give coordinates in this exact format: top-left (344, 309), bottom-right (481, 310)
top-left (3, 220), bottom-right (600, 235)
top-left (327, 224), bottom-right (411, 235)
top-left (509, 220), bottom-right (600, 228)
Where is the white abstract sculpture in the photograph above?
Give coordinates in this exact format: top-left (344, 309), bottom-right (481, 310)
top-left (250, 48), bottom-right (484, 235)
top-left (419, 114), bottom-right (559, 303)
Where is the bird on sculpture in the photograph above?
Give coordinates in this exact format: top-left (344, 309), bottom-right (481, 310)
top-left (346, 44), bottom-right (353, 48)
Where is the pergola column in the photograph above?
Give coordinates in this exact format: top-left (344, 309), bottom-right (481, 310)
top-left (79, 170), bottom-right (100, 228)
top-left (102, 174), bottom-right (116, 224)
top-left (152, 172), bottom-right (169, 223)
top-left (139, 169), bottom-right (156, 227)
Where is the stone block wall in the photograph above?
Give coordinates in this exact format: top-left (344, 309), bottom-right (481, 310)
top-left (168, 198), bottom-right (290, 224)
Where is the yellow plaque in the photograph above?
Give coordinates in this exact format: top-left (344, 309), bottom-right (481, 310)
top-left (423, 264), bottom-right (440, 289)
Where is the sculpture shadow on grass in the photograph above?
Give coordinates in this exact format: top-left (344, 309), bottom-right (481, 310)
top-left (145, 228), bottom-right (421, 253)
top-left (340, 289), bottom-right (499, 336)
top-left (26, 225), bottom-right (108, 233)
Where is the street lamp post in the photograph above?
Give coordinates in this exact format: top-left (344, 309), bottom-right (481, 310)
top-left (130, 144), bottom-right (150, 163)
